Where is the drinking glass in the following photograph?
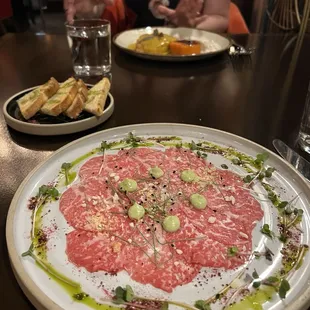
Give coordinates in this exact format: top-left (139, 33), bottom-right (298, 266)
top-left (65, 19), bottom-right (111, 76)
top-left (298, 81), bottom-right (310, 154)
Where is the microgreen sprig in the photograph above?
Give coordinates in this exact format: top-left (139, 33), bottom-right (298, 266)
top-left (254, 152), bottom-right (269, 169)
top-left (195, 300), bottom-right (211, 310)
top-left (32, 185), bottom-right (59, 239)
top-left (126, 132), bottom-right (142, 147)
top-left (112, 285), bottom-right (196, 310)
top-left (38, 184), bottom-right (59, 199)
top-left (61, 162), bottom-right (72, 186)
top-left (228, 246), bottom-right (239, 257)
top-left (22, 243), bottom-right (79, 288)
top-left (260, 224), bottom-right (275, 239)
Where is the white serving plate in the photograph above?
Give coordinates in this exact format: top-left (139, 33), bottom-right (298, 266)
top-left (113, 27), bottom-right (231, 62)
top-left (6, 123), bottom-right (310, 310)
top-left (3, 86), bottom-right (114, 136)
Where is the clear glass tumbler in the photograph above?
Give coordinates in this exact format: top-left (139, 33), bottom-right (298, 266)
top-left (299, 81), bottom-right (310, 154)
top-left (65, 19), bottom-right (111, 76)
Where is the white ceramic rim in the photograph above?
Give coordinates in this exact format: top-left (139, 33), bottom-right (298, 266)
top-left (6, 123), bottom-right (310, 310)
top-left (113, 27), bottom-right (232, 61)
top-left (2, 85), bottom-right (114, 136)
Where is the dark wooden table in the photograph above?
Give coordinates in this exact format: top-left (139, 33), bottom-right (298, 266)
top-left (1, 32), bottom-right (310, 309)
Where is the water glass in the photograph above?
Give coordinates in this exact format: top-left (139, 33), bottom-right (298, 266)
top-left (299, 81), bottom-right (310, 154)
top-left (65, 19), bottom-right (111, 76)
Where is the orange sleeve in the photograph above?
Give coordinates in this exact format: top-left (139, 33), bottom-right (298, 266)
top-left (228, 3), bottom-right (250, 34)
top-left (102, 0), bottom-right (137, 36)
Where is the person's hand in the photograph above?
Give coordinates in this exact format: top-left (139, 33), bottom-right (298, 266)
top-left (64, 0), bottom-right (114, 23)
top-left (156, 0), bottom-right (204, 28)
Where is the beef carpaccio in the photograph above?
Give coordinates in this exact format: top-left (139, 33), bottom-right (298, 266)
top-left (60, 147), bottom-right (263, 292)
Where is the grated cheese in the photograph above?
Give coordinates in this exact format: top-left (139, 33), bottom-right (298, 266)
top-left (239, 232), bottom-right (248, 239)
top-left (208, 217), bottom-right (216, 224)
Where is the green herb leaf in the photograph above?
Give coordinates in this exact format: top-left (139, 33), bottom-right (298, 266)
top-left (260, 224), bottom-right (274, 239)
top-left (266, 276), bottom-right (279, 284)
top-left (278, 201), bottom-right (288, 209)
top-left (294, 208), bottom-right (304, 216)
top-left (279, 279), bottom-right (290, 299)
top-left (227, 246), bottom-right (239, 257)
top-left (243, 175), bottom-right (254, 183)
top-left (38, 185), bottom-right (49, 196)
top-left (176, 143), bottom-right (182, 149)
top-left (195, 300), bottom-right (211, 310)
top-left (126, 132), bottom-right (140, 147)
top-left (38, 185), bottom-right (59, 199)
top-left (265, 167), bottom-right (275, 178)
top-left (221, 164), bottom-right (228, 169)
top-left (61, 162), bottom-right (72, 185)
top-left (100, 141), bottom-right (108, 152)
top-left (232, 158), bottom-right (241, 165)
top-left (49, 187), bottom-right (59, 198)
top-left (190, 140), bottom-right (198, 151)
top-left (285, 206), bottom-right (294, 215)
top-left (258, 172), bottom-right (266, 180)
top-left (125, 285), bottom-right (134, 302)
top-left (113, 285), bottom-right (135, 304)
top-left (279, 233), bottom-right (288, 243)
top-left (61, 162), bottom-right (72, 171)
top-left (256, 153), bottom-right (269, 163)
top-left (268, 191), bottom-right (279, 204)
top-left (115, 286), bottom-right (125, 301)
top-left (252, 269), bottom-right (259, 279)
top-left (196, 150), bottom-right (208, 158)
top-left (253, 281), bottom-right (261, 288)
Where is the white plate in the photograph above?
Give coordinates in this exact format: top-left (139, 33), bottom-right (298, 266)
top-left (3, 86), bottom-right (114, 136)
top-left (6, 123), bottom-right (310, 310)
top-left (113, 27), bottom-right (231, 62)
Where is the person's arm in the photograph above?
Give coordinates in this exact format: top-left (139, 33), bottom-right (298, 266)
top-left (64, 0), bottom-right (113, 23)
top-left (195, 0), bottom-right (230, 32)
top-left (153, 0), bottom-right (203, 28)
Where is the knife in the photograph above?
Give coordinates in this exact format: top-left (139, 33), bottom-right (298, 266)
top-left (273, 139), bottom-right (310, 182)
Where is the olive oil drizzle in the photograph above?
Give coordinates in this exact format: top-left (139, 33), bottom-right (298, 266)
top-left (22, 134), bottom-right (308, 310)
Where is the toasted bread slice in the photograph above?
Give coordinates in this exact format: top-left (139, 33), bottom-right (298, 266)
top-left (17, 77), bottom-right (59, 120)
top-left (41, 77), bottom-right (78, 116)
top-left (77, 79), bottom-right (88, 100)
top-left (40, 77), bottom-right (59, 98)
top-left (64, 80), bottom-right (88, 119)
top-left (84, 78), bottom-right (110, 116)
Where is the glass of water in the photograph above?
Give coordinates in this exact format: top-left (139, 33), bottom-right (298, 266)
top-left (298, 81), bottom-right (310, 154)
top-left (65, 19), bottom-right (111, 76)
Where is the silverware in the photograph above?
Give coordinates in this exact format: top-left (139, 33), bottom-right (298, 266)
top-left (229, 40), bottom-right (255, 56)
top-left (273, 139), bottom-right (310, 182)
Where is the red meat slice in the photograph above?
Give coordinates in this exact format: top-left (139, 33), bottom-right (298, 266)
top-left (66, 230), bottom-right (125, 273)
top-left (61, 146), bottom-right (264, 292)
top-left (119, 228), bottom-right (201, 293)
top-left (59, 177), bottom-right (133, 236)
